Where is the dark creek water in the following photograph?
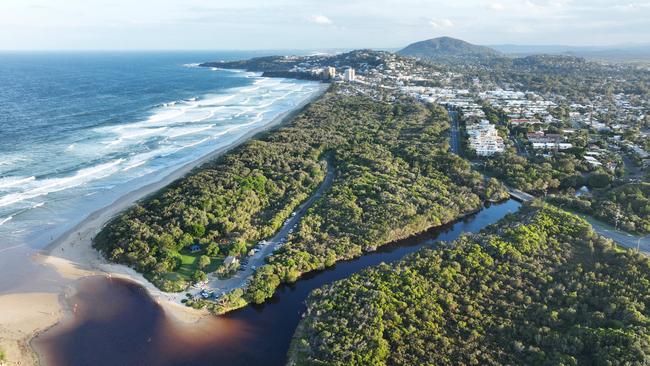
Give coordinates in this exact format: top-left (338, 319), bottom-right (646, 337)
top-left (36, 199), bottom-right (521, 366)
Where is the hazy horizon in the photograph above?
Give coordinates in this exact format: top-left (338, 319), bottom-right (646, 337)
top-left (1, 0), bottom-right (649, 51)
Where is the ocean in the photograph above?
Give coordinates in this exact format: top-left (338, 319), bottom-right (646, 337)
top-left (0, 51), bottom-right (322, 253)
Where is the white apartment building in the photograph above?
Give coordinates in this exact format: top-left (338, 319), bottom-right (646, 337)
top-left (343, 68), bottom-right (356, 82)
top-left (467, 120), bottom-right (505, 156)
top-left (322, 67), bottom-right (336, 80)
top-left (532, 142), bottom-right (573, 150)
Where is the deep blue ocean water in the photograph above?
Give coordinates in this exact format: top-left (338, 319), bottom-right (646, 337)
top-left (0, 52), bottom-right (321, 250)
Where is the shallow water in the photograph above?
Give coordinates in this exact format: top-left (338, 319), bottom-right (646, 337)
top-left (36, 200), bottom-right (521, 366)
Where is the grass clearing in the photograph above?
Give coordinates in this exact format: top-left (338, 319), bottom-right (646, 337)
top-left (170, 249), bottom-right (224, 281)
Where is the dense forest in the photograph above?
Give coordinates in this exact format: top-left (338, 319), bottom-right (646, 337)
top-left (95, 90), bottom-right (503, 293)
top-left (288, 204), bottom-right (650, 366)
top-left (549, 182), bottom-right (650, 234)
top-left (483, 151), bottom-right (590, 195)
top-left (94, 116), bottom-right (328, 290)
top-left (210, 93), bottom-right (505, 311)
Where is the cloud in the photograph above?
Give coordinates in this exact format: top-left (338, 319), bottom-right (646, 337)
top-left (487, 2), bottom-right (505, 11)
top-left (309, 14), bottom-right (332, 25)
top-left (429, 18), bottom-right (454, 29)
top-left (612, 2), bottom-right (650, 11)
top-left (525, 0), bottom-right (572, 8)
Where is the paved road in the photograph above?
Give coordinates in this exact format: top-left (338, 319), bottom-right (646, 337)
top-left (507, 187), bottom-right (536, 202)
top-left (448, 109), bottom-right (461, 155)
top-left (580, 214), bottom-right (650, 255)
top-left (200, 160), bottom-right (336, 297)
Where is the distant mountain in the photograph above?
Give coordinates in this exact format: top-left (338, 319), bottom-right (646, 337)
top-left (490, 44), bottom-right (650, 62)
top-left (398, 37), bottom-right (501, 62)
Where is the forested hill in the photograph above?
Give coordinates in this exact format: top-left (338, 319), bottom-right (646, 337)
top-left (288, 204), bottom-right (650, 366)
top-left (398, 37), bottom-right (502, 63)
top-left (200, 50), bottom-right (393, 80)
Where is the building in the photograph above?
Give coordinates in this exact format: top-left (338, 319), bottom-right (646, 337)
top-left (532, 142), bottom-right (573, 150)
top-left (584, 155), bottom-right (603, 167)
top-left (223, 256), bottom-right (239, 266)
top-left (510, 118), bottom-right (542, 126)
top-left (343, 68), bottom-right (356, 82)
top-left (527, 131), bottom-right (572, 150)
top-left (466, 120), bottom-right (505, 156)
top-left (322, 67), bottom-right (336, 80)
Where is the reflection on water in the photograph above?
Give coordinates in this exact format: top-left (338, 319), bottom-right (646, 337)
top-left (36, 199), bottom-right (521, 366)
top-left (35, 277), bottom-right (253, 366)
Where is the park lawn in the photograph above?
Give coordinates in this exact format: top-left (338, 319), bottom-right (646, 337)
top-left (170, 250), bottom-right (224, 281)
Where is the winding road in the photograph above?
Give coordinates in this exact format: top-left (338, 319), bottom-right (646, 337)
top-left (202, 159), bottom-right (336, 296)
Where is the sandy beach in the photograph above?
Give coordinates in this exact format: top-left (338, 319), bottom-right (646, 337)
top-left (0, 82), bottom-right (328, 366)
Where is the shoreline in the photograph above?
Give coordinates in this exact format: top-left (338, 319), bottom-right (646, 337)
top-left (6, 81), bottom-right (329, 366)
top-left (42, 81), bottom-right (328, 275)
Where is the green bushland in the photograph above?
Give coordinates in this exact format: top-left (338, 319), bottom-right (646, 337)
top-left (548, 182), bottom-right (650, 234)
top-left (96, 89), bottom-right (495, 299)
top-left (288, 203), bottom-right (650, 365)
top-left (216, 93), bottom-right (493, 312)
top-left (483, 151), bottom-right (592, 195)
top-left (94, 97), bottom-right (330, 291)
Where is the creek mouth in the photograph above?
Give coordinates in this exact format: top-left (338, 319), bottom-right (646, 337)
top-left (35, 199), bottom-right (521, 366)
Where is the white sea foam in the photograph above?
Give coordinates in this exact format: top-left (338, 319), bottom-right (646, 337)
top-left (146, 108), bottom-right (186, 124)
top-left (166, 125), bottom-right (214, 139)
top-left (189, 110), bottom-right (218, 123)
top-left (103, 137), bottom-right (125, 146)
top-left (122, 160), bottom-right (148, 172)
top-left (0, 176), bottom-right (36, 190)
top-left (6, 79), bottom-right (315, 211)
top-left (117, 126), bottom-right (169, 140)
top-left (0, 216), bottom-right (13, 226)
top-left (179, 137), bottom-right (212, 150)
top-left (0, 159), bottom-right (124, 208)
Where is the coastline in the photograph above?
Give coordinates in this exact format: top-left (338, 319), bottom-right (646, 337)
top-left (0, 81), bottom-right (328, 366)
top-left (42, 81), bottom-right (328, 285)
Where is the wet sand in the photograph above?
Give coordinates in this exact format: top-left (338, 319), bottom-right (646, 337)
top-left (0, 83), bottom-right (328, 365)
top-left (0, 293), bottom-right (63, 366)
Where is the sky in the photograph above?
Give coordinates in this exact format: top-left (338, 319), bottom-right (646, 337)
top-left (0, 0), bottom-right (649, 50)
